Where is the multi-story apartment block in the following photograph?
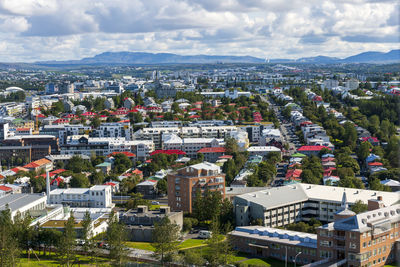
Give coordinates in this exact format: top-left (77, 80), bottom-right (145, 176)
top-left (49, 185), bottom-right (113, 208)
top-left (60, 135), bottom-right (154, 159)
top-left (162, 133), bottom-right (224, 158)
top-left (167, 162), bottom-right (225, 213)
top-left (133, 126), bottom-right (236, 149)
top-left (230, 195), bottom-right (400, 267)
top-left (234, 184), bottom-right (400, 227)
top-left (91, 122), bottom-right (132, 140)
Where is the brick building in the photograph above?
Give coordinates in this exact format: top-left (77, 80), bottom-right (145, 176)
top-left (229, 193), bottom-right (400, 267)
top-left (167, 162), bottom-right (225, 213)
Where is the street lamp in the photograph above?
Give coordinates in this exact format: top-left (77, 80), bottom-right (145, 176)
top-left (294, 252), bottom-right (302, 267)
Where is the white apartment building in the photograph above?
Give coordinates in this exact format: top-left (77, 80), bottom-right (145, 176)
top-left (259, 128), bottom-right (282, 146)
top-left (59, 125), bottom-right (92, 145)
top-left (91, 122), bottom-right (132, 140)
top-left (162, 133), bottom-right (224, 158)
top-left (247, 146), bottom-right (281, 158)
top-left (133, 126), bottom-right (236, 149)
top-left (234, 184), bottom-right (400, 228)
top-left (61, 135), bottom-right (154, 159)
top-left (49, 185), bottom-right (113, 208)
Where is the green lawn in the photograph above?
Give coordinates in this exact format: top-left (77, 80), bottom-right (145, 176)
top-left (125, 241), bottom-right (156, 251)
top-left (239, 257), bottom-right (294, 267)
top-left (18, 251), bottom-right (110, 266)
top-left (178, 239), bottom-right (206, 249)
top-left (125, 238), bottom-right (207, 252)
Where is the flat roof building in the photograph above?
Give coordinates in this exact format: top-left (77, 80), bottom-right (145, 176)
top-left (234, 184), bottom-right (400, 227)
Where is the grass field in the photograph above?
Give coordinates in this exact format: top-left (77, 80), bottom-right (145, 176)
top-left (125, 241), bottom-right (156, 251)
top-left (18, 251), bottom-right (110, 266)
top-left (177, 239), bottom-right (206, 249)
top-left (125, 238), bottom-right (207, 252)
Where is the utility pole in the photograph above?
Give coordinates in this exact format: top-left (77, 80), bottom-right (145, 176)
top-left (285, 246), bottom-right (287, 267)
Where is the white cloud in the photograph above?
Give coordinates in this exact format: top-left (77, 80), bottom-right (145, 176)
top-left (0, 0), bottom-right (397, 62)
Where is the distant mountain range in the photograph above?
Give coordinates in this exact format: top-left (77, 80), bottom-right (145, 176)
top-left (36, 50), bottom-right (400, 65)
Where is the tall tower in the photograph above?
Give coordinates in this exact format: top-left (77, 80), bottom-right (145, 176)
top-left (46, 171), bottom-right (50, 204)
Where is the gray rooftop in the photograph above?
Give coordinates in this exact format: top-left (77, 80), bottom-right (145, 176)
top-left (0, 193), bottom-right (46, 212)
top-left (234, 184), bottom-right (400, 210)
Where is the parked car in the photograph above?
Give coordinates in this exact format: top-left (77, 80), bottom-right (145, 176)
top-left (152, 201), bottom-right (160, 205)
top-left (198, 230), bottom-right (212, 239)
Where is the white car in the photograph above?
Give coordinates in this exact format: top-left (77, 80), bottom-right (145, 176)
top-left (198, 230), bottom-right (211, 239)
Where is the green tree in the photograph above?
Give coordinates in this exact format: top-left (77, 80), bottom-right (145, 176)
top-left (70, 173), bottom-right (90, 188)
top-left (153, 217), bottom-right (180, 263)
top-left (90, 171), bottom-right (104, 185)
top-left (57, 213), bottom-right (76, 267)
top-left (369, 178), bottom-right (391, 192)
top-left (357, 141), bottom-right (372, 162)
top-left (301, 169), bottom-right (320, 184)
top-left (90, 116), bottom-right (101, 128)
top-left (81, 211), bottom-right (93, 257)
top-left (0, 207), bottom-right (20, 266)
top-left (183, 249), bottom-right (206, 266)
top-left (107, 211), bottom-right (127, 266)
top-left (206, 217), bottom-right (234, 266)
top-left (156, 179), bottom-right (167, 195)
top-left (225, 137), bottom-right (239, 154)
top-left (113, 153), bottom-right (133, 174)
top-left (266, 151), bottom-right (281, 164)
top-left (30, 176), bottom-right (46, 193)
top-left (350, 200), bottom-right (368, 214)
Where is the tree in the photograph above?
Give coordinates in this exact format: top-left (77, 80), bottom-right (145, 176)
top-left (70, 173), bottom-right (90, 188)
top-left (113, 153), bottom-right (133, 174)
top-left (153, 217), bottom-right (180, 263)
top-left (225, 137), bottom-right (239, 155)
top-left (206, 217), bottom-right (234, 266)
top-left (369, 178), bottom-right (391, 192)
top-left (106, 211), bottom-right (127, 266)
top-left (81, 211), bottom-right (93, 256)
top-left (266, 151), bottom-right (281, 164)
top-left (90, 116), bottom-right (101, 128)
top-left (90, 171), bottom-right (104, 185)
top-left (66, 155), bottom-right (93, 173)
top-left (183, 249), bottom-right (206, 266)
top-left (57, 213), bottom-right (76, 267)
top-left (0, 207), bottom-right (20, 266)
top-left (338, 176), bottom-right (365, 189)
top-left (125, 193), bottom-right (150, 209)
top-left (351, 200), bottom-right (368, 214)
top-left (258, 161), bottom-right (276, 183)
top-left (343, 122), bottom-right (358, 149)
top-left (156, 179), bottom-right (167, 195)
top-left (301, 169), bottom-right (320, 184)
top-left (30, 176), bottom-right (46, 193)
top-left (357, 141), bottom-right (372, 162)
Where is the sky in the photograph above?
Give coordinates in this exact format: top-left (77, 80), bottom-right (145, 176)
top-left (0, 0), bottom-right (398, 62)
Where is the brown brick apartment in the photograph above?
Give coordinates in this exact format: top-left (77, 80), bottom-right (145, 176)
top-left (167, 162), bottom-right (225, 213)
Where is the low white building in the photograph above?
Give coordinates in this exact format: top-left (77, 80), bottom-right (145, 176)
top-left (49, 185), bottom-right (114, 208)
top-left (247, 146), bottom-right (281, 158)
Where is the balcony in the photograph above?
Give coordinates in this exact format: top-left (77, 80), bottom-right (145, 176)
top-left (335, 245), bottom-right (346, 250)
top-left (334, 235), bottom-right (346, 241)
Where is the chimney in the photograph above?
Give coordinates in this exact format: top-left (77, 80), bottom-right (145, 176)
top-left (137, 205), bottom-right (148, 213)
top-left (46, 171), bottom-right (50, 204)
top-left (160, 206), bottom-right (170, 214)
top-left (368, 196), bottom-right (385, 211)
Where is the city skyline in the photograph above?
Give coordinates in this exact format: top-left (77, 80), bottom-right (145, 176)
top-left (0, 0), bottom-right (398, 62)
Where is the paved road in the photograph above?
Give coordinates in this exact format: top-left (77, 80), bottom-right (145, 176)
top-left (260, 95), bottom-right (297, 156)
